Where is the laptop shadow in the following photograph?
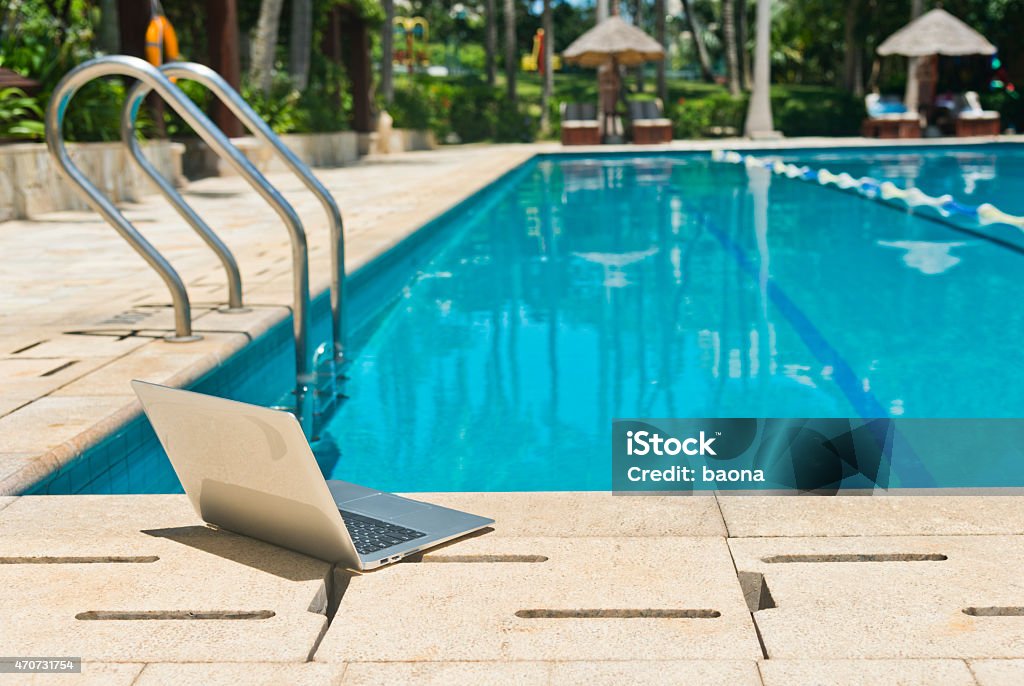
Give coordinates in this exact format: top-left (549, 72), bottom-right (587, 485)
top-left (141, 525), bottom-right (330, 582)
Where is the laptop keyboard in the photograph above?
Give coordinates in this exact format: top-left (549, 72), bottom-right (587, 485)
top-left (340, 510), bottom-right (427, 555)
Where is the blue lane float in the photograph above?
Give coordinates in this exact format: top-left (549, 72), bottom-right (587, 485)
top-left (711, 149), bottom-right (1024, 229)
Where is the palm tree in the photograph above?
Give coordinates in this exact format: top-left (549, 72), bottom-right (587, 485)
top-left (682, 0), bottom-right (714, 83)
top-left (381, 0), bottom-right (395, 103)
top-left (540, 0), bottom-right (553, 132)
top-left (503, 0), bottom-right (516, 101)
top-left (289, 0), bottom-right (312, 89)
top-left (738, 0), bottom-right (750, 89)
top-left (250, 0), bottom-right (284, 94)
top-left (744, 0), bottom-right (774, 136)
top-left (722, 0), bottom-right (740, 95)
top-left (97, 0), bottom-right (119, 52)
top-left (655, 0), bottom-right (667, 102)
top-left (485, 0), bottom-right (497, 86)
top-left (841, 0), bottom-right (863, 95)
top-left (904, 0), bottom-right (925, 111)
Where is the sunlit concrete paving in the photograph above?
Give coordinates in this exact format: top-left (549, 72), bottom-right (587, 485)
top-left (0, 493), bottom-right (1022, 683)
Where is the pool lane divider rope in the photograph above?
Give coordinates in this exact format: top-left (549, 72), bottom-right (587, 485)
top-left (711, 149), bottom-right (1024, 229)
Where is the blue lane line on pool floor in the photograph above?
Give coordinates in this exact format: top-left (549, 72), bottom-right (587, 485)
top-left (698, 210), bottom-right (936, 488)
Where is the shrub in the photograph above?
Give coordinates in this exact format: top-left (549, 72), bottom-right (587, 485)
top-left (980, 91), bottom-right (1023, 132)
top-left (0, 87), bottom-right (45, 140)
top-left (670, 87), bottom-right (863, 139)
top-left (389, 77), bottom-right (536, 143)
top-left (771, 87), bottom-right (863, 137)
top-left (671, 93), bottom-right (746, 138)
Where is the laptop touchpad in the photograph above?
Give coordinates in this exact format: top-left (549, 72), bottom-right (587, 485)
top-left (345, 493), bottom-right (432, 520)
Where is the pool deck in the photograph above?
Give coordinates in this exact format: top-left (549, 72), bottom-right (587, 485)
top-left (3, 492), bottom-right (1024, 684)
top-left (2, 135), bottom-right (1024, 683)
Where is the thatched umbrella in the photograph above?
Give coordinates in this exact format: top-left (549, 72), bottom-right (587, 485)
top-left (878, 8), bottom-right (996, 112)
top-left (564, 17), bottom-right (664, 141)
top-left (563, 16), bottom-right (664, 67)
top-left (877, 8), bottom-right (996, 57)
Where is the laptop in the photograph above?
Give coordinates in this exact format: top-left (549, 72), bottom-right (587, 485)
top-left (132, 380), bottom-right (493, 571)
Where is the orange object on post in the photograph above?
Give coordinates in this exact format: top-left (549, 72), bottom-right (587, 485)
top-left (145, 11), bottom-right (180, 67)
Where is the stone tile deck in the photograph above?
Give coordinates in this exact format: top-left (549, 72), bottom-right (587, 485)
top-left (0, 492), bottom-right (1022, 683)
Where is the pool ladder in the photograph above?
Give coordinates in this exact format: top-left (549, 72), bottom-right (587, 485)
top-left (45, 55), bottom-right (347, 437)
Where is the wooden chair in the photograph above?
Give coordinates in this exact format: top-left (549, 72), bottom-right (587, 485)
top-left (861, 94), bottom-right (921, 139)
top-left (629, 99), bottom-right (673, 144)
top-left (955, 91), bottom-right (1001, 137)
top-left (560, 103), bottom-right (601, 146)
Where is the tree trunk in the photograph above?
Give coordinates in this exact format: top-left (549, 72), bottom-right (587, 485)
top-left (503, 0), bottom-right (516, 102)
top-left (904, 0), bottom-right (925, 110)
top-left (339, 9), bottom-right (374, 132)
top-left (682, 0), bottom-right (714, 83)
top-left (634, 0), bottom-right (645, 92)
top-left (655, 0), bottom-right (666, 102)
top-left (540, 0), bottom-right (553, 132)
top-left (250, 0), bottom-right (285, 95)
top-left (381, 0), bottom-right (395, 104)
top-left (97, 0), bottom-right (119, 53)
top-left (289, 0), bottom-right (312, 90)
top-left (840, 0), bottom-right (860, 93)
top-left (738, 0), bottom-right (750, 89)
top-left (723, 0), bottom-right (740, 95)
top-left (117, 0), bottom-right (164, 136)
top-left (596, 0), bottom-right (609, 23)
top-left (485, 0), bottom-right (497, 86)
top-left (208, 0), bottom-right (243, 136)
top-left (744, 0), bottom-right (773, 136)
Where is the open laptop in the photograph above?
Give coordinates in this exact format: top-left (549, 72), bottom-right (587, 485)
top-left (132, 380), bottom-right (493, 571)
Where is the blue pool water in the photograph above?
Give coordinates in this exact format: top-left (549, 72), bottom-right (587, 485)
top-left (29, 145), bottom-right (1024, 494)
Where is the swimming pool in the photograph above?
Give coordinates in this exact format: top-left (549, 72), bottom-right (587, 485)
top-left (29, 144), bottom-right (1024, 494)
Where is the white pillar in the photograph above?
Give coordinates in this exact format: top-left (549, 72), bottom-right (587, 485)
top-left (597, 0), bottom-right (609, 23)
top-left (744, 0), bottom-right (779, 138)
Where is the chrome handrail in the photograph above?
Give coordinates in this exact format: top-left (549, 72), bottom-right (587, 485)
top-left (44, 55), bottom-right (206, 342)
top-left (46, 55), bottom-right (316, 433)
top-left (122, 68), bottom-right (316, 431)
top-left (147, 62), bottom-right (348, 366)
top-left (119, 91), bottom-right (246, 312)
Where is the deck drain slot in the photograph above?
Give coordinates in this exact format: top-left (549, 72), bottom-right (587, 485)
top-left (515, 609), bottom-right (720, 619)
top-left (76, 610), bottom-right (275, 621)
top-left (40, 360), bottom-right (78, 377)
top-left (421, 554), bottom-right (548, 563)
top-left (738, 571), bottom-right (776, 612)
top-left (0, 556), bottom-right (159, 564)
top-left (762, 553), bottom-right (947, 564)
top-left (964, 607), bottom-right (1024, 617)
top-left (11, 340), bottom-right (46, 354)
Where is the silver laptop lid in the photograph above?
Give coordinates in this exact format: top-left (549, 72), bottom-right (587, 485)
top-left (132, 380), bottom-right (361, 567)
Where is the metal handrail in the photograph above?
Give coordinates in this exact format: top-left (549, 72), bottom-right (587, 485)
top-left (46, 55), bottom-right (316, 433)
top-left (119, 92), bottom-right (246, 312)
top-left (123, 69), bottom-right (316, 431)
top-left (148, 62), bottom-right (348, 366)
top-left (44, 55), bottom-right (206, 342)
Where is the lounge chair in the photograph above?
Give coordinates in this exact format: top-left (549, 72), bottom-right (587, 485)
top-left (629, 99), bottom-right (673, 144)
top-left (560, 103), bottom-right (601, 146)
top-left (955, 91), bottom-right (1001, 137)
top-left (861, 94), bottom-right (921, 139)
